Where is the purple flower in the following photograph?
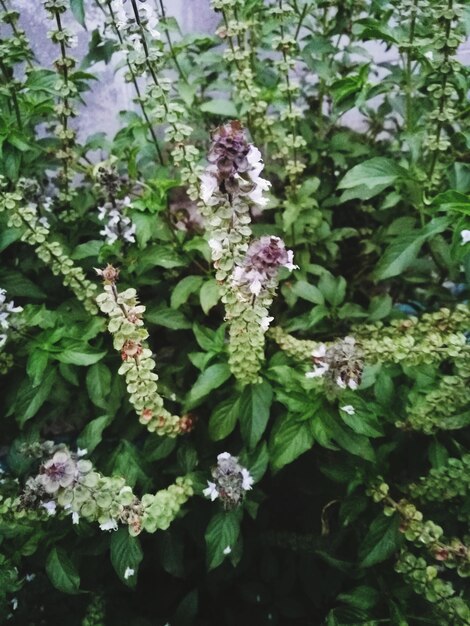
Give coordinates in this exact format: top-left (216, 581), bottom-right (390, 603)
top-left (232, 236), bottom-right (297, 296)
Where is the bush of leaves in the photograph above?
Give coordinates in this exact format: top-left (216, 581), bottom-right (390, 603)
top-left (0, 0), bottom-right (469, 624)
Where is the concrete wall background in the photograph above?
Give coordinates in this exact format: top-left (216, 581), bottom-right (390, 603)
top-left (10, 1), bottom-right (470, 139)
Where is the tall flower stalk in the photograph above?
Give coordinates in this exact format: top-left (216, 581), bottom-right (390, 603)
top-left (200, 122), bottom-right (297, 385)
top-left (43, 0), bottom-right (80, 211)
top-left (96, 266), bottom-right (193, 436)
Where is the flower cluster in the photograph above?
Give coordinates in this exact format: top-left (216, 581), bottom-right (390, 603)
top-left (200, 123), bottom-right (293, 384)
top-left (226, 236), bottom-right (297, 384)
top-left (0, 288), bottom-right (22, 350)
top-left (232, 236), bottom-right (297, 298)
top-left (19, 444), bottom-right (193, 536)
top-left (96, 267), bottom-right (189, 436)
top-left (102, 0), bottom-right (203, 200)
top-left (395, 550), bottom-right (470, 624)
top-left (369, 482), bottom-right (470, 577)
top-left (306, 336), bottom-right (363, 391)
top-left (98, 197), bottom-right (136, 245)
top-left (211, 0), bottom-right (271, 142)
top-left (0, 181), bottom-right (98, 313)
top-left (400, 367), bottom-right (470, 434)
top-left (201, 121), bottom-right (270, 207)
top-left (43, 0), bottom-right (80, 211)
top-left (203, 452), bottom-right (254, 509)
top-left (408, 454), bottom-right (470, 503)
top-left (271, 304), bottom-right (470, 370)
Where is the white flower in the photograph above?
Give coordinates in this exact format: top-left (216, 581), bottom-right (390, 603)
top-left (312, 344), bottom-right (327, 359)
top-left (461, 230), bottom-right (470, 245)
top-left (208, 238), bottom-right (223, 258)
top-left (217, 452), bottom-right (232, 461)
top-left (11, 598), bottom-right (18, 611)
top-left (348, 379), bottom-right (358, 390)
top-left (260, 316), bottom-right (274, 332)
top-left (25, 573), bottom-right (36, 582)
top-left (200, 172), bottom-right (218, 203)
top-left (223, 546), bottom-right (232, 555)
top-left (76, 448), bottom-right (87, 457)
top-left (99, 518), bottom-right (118, 532)
top-left (38, 216), bottom-right (50, 229)
top-left (124, 567), bottom-right (135, 580)
top-left (203, 481), bottom-right (219, 501)
top-left (341, 405), bottom-right (355, 415)
top-left (336, 376), bottom-right (347, 389)
top-left (72, 511), bottom-right (80, 525)
top-left (241, 468), bottom-right (254, 491)
top-left (283, 250), bottom-right (299, 272)
top-left (42, 501), bottom-right (57, 516)
top-left (306, 363), bottom-right (329, 378)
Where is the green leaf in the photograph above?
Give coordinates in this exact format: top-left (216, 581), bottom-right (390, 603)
top-left (338, 157), bottom-right (407, 201)
top-left (200, 99), bottom-right (238, 117)
top-left (70, 0), bottom-right (86, 27)
top-left (171, 275), bottom-right (203, 309)
top-left (14, 367), bottom-right (57, 426)
top-left (209, 396), bottom-right (239, 441)
top-left (269, 419), bottom-right (314, 471)
top-left (145, 306), bottom-right (191, 329)
top-left (185, 363), bottom-right (232, 410)
top-left (200, 279), bottom-right (220, 314)
top-left (86, 363), bottom-right (112, 409)
top-left (318, 272), bottom-right (346, 306)
top-left (373, 218), bottom-right (449, 280)
top-left (337, 585), bottom-right (380, 611)
top-left (77, 414), bottom-right (112, 454)
top-left (71, 240), bottom-right (103, 260)
top-left (291, 280), bottom-right (325, 304)
top-left (110, 528), bottom-right (143, 588)
top-left (46, 548), bottom-right (80, 594)
top-left (205, 510), bottom-right (241, 570)
top-left (239, 382), bottom-right (273, 449)
top-left (359, 513), bottom-right (401, 567)
top-left (55, 345), bottom-right (106, 366)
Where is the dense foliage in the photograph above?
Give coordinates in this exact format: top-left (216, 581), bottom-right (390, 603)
top-left (1, 0), bottom-right (470, 624)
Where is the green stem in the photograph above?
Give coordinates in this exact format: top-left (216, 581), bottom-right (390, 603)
top-left (104, 0), bottom-right (164, 165)
top-left (157, 0), bottom-right (188, 84)
top-left (0, 59), bottom-right (22, 129)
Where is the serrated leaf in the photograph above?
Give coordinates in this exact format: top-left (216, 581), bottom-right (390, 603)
top-left (86, 362), bottom-right (111, 409)
top-left (200, 99), bottom-right (238, 117)
top-left (373, 218), bottom-right (449, 280)
top-left (205, 510), bottom-right (241, 570)
top-left (209, 396), bottom-right (239, 441)
top-left (77, 414), bottom-right (112, 453)
top-left (14, 367), bottom-right (57, 425)
top-left (185, 363), bottom-right (232, 410)
top-left (269, 419), bottom-right (314, 471)
top-left (338, 158), bottom-right (407, 200)
top-left (46, 547), bottom-right (80, 594)
top-left (239, 382), bottom-right (273, 449)
top-left (146, 306), bottom-right (191, 329)
top-left (171, 275), bottom-right (203, 309)
top-left (110, 528), bottom-right (143, 588)
top-left (70, 0), bottom-right (85, 27)
top-left (291, 280), bottom-right (325, 304)
top-left (359, 513), bottom-right (401, 567)
top-left (200, 279), bottom-right (220, 314)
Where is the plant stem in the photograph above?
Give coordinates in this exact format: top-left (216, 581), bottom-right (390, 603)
top-left (0, 59), bottom-right (22, 129)
top-left (104, 0), bottom-right (164, 165)
top-left (157, 0), bottom-right (188, 84)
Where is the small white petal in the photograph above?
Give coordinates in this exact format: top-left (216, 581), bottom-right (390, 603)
top-left (340, 405), bottom-right (355, 415)
top-left (76, 448), bottom-right (87, 457)
top-left (99, 519), bottom-right (118, 532)
top-left (72, 512), bottom-right (80, 525)
top-left (461, 229), bottom-right (470, 245)
top-left (241, 468), bottom-right (254, 491)
top-left (223, 546), bottom-right (232, 555)
top-left (203, 481), bottom-right (219, 501)
top-left (42, 501), bottom-right (57, 516)
top-left (124, 567), bottom-right (135, 579)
